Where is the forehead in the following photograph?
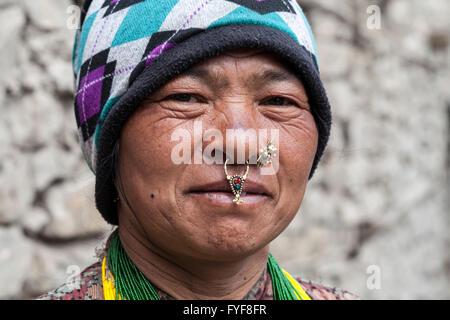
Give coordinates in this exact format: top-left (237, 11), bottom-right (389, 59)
top-left (167, 47), bottom-right (302, 90)
top-left (194, 48), bottom-right (289, 70)
top-left (165, 48), bottom-right (304, 92)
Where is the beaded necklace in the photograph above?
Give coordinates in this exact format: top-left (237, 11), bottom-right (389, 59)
top-left (102, 231), bottom-right (310, 300)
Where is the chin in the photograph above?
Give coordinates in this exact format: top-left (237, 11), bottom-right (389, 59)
top-left (171, 202), bottom-right (285, 260)
top-left (199, 244), bottom-right (266, 262)
top-left (187, 225), bottom-right (270, 262)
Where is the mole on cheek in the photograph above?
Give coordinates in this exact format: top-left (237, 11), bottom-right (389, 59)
top-left (150, 194), bottom-right (155, 199)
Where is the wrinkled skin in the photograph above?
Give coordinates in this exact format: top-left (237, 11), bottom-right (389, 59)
top-left (116, 48), bottom-right (318, 299)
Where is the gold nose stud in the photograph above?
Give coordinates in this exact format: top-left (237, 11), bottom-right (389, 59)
top-left (256, 141), bottom-right (277, 167)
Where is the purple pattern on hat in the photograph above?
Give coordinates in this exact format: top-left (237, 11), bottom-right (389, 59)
top-left (77, 66), bottom-right (105, 124)
top-left (145, 43), bottom-right (176, 67)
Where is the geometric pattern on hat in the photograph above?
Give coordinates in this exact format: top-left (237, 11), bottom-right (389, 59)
top-left (101, 0), bottom-right (145, 18)
top-left (225, 0), bottom-right (295, 14)
top-left (73, 0), bottom-right (319, 173)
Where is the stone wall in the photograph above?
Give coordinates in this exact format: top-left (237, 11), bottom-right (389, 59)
top-left (0, 0), bottom-right (448, 299)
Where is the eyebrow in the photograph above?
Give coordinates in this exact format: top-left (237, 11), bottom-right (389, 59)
top-left (181, 67), bottom-right (229, 92)
top-left (252, 70), bottom-right (298, 87)
top-left (264, 70), bottom-right (297, 81)
top-left (180, 67), bottom-right (298, 91)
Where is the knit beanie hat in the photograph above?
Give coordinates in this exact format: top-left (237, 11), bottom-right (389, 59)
top-left (73, 0), bottom-right (332, 225)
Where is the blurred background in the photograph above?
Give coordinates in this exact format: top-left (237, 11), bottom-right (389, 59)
top-left (0, 0), bottom-right (448, 299)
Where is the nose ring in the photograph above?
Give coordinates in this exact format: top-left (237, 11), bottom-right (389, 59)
top-left (224, 159), bottom-right (249, 205)
top-left (223, 141), bottom-right (277, 204)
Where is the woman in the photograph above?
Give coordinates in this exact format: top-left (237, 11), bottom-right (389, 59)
top-left (36, 0), bottom-right (357, 300)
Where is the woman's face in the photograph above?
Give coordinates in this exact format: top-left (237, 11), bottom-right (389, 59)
top-left (117, 48), bottom-right (318, 262)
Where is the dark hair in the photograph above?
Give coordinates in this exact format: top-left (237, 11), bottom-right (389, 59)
top-left (110, 141), bottom-right (140, 222)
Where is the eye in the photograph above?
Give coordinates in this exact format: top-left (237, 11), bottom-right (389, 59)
top-left (260, 96), bottom-right (298, 107)
top-left (164, 93), bottom-right (206, 103)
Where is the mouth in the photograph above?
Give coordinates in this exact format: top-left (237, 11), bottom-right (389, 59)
top-left (186, 180), bottom-right (271, 205)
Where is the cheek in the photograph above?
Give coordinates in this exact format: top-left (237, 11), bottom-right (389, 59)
top-left (121, 126), bottom-right (171, 179)
top-left (116, 110), bottom-right (199, 244)
top-left (280, 111), bottom-right (318, 171)
top-left (277, 111), bottom-right (318, 201)
top-left (121, 105), bottom-right (196, 169)
top-left (118, 110), bottom-right (190, 207)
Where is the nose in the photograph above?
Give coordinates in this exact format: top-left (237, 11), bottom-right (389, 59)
top-left (210, 100), bottom-right (260, 166)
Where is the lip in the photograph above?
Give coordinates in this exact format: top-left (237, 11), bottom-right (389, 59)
top-left (186, 179), bottom-right (272, 206)
top-left (187, 180), bottom-right (272, 197)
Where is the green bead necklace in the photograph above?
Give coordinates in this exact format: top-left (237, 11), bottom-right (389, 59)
top-left (107, 230), bottom-right (305, 300)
